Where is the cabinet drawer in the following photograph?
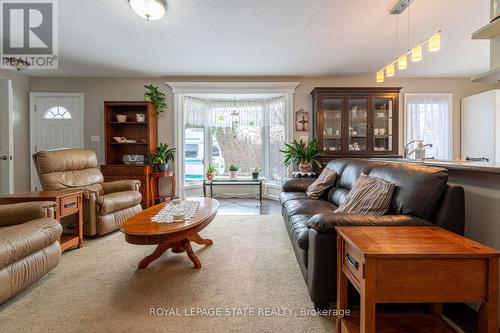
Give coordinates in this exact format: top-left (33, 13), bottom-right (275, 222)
top-left (343, 241), bottom-right (363, 283)
top-left (101, 165), bottom-right (147, 176)
top-left (60, 195), bottom-right (80, 217)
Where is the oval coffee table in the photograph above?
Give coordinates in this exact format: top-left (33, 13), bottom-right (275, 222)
top-left (121, 197), bottom-right (219, 270)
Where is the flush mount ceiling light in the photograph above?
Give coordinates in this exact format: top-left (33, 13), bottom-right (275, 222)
top-left (376, 0), bottom-right (442, 82)
top-left (129, 0), bottom-right (167, 21)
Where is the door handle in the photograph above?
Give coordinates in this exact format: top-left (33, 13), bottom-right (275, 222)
top-left (0, 155), bottom-right (8, 160)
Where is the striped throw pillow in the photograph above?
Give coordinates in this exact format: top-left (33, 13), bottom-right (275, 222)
top-left (306, 168), bottom-right (338, 199)
top-left (335, 173), bottom-right (395, 215)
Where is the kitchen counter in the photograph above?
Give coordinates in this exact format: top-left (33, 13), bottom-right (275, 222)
top-left (370, 158), bottom-right (500, 174)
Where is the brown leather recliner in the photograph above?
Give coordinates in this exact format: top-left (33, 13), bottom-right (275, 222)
top-left (0, 201), bottom-right (62, 304)
top-left (33, 149), bottom-right (142, 236)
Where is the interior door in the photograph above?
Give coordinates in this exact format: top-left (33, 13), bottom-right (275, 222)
top-left (0, 79), bottom-right (14, 195)
top-left (31, 93), bottom-right (84, 190)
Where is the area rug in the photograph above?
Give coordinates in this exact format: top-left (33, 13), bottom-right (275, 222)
top-left (0, 215), bottom-right (335, 332)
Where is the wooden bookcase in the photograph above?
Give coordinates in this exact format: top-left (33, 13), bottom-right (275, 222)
top-left (311, 87), bottom-right (401, 164)
top-left (101, 101), bottom-right (158, 208)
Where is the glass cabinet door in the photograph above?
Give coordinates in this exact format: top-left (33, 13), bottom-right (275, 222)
top-left (373, 98), bottom-right (394, 152)
top-left (322, 98), bottom-right (343, 153)
top-left (348, 98), bottom-right (368, 152)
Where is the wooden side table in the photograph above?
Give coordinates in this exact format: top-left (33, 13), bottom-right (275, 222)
top-left (149, 171), bottom-right (175, 207)
top-left (0, 189), bottom-right (84, 252)
top-left (335, 226), bottom-right (500, 333)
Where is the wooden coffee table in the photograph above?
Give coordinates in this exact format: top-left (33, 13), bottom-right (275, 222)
top-left (121, 197), bottom-right (219, 270)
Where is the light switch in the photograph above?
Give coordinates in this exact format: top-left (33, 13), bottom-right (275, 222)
top-left (91, 135), bottom-right (100, 142)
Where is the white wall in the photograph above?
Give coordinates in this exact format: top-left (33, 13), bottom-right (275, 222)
top-left (22, 75), bottom-right (500, 192)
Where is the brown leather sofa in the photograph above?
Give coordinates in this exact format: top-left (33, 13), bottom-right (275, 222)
top-left (33, 149), bottom-right (142, 236)
top-left (280, 159), bottom-right (465, 309)
top-left (0, 201), bottom-right (62, 304)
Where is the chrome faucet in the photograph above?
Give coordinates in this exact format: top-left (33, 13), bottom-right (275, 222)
top-left (402, 140), bottom-right (415, 158)
top-left (407, 140), bottom-right (433, 160)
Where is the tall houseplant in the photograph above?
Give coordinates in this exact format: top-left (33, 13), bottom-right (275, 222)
top-left (149, 143), bottom-right (176, 172)
top-left (280, 139), bottom-right (322, 173)
top-left (144, 84), bottom-right (167, 116)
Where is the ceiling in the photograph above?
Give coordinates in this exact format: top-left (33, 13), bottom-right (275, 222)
top-left (24, 0), bottom-right (491, 77)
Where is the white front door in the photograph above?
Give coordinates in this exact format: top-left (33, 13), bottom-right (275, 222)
top-left (0, 79), bottom-right (14, 195)
top-left (30, 93), bottom-right (84, 190)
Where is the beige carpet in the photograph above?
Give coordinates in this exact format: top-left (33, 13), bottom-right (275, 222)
top-left (0, 215), bottom-right (335, 332)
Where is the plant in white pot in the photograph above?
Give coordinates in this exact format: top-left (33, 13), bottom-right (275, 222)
top-left (229, 165), bottom-right (239, 178)
top-left (149, 143), bottom-right (176, 172)
top-left (280, 139), bottom-right (322, 173)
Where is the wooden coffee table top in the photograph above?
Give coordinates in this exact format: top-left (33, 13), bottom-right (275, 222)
top-left (336, 226), bottom-right (500, 259)
top-left (121, 197), bottom-right (219, 237)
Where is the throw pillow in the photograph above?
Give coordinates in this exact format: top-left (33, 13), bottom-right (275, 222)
top-left (335, 173), bottom-right (395, 215)
top-left (306, 168), bottom-right (338, 199)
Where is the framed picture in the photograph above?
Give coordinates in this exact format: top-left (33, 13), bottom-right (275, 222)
top-left (295, 108), bottom-right (309, 132)
top-left (493, 0), bottom-right (500, 22)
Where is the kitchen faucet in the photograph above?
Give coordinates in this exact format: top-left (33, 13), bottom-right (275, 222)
top-left (407, 140), bottom-right (433, 160)
top-left (402, 140), bottom-right (415, 158)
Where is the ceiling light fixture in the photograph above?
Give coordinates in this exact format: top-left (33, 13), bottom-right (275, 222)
top-left (129, 0), bottom-right (167, 21)
top-left (376, 0), bottom-right (442, 82)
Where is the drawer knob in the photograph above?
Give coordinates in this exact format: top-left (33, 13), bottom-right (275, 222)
top-left (346, 253), bottom-right (359, 270)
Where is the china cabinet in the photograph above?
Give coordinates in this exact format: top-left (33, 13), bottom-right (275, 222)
top-left (311, 87), bottom-right (401, 162)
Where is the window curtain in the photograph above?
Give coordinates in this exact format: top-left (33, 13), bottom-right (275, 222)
top-left (405, 94), bottom-right (451, 159)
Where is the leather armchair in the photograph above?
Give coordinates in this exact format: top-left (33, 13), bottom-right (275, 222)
top-left (33, 148), bottom-right (142, 236)
top-left (0, 201), bottom-right (62, 304)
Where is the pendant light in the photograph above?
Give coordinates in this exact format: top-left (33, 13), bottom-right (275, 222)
top-left (411, 45), bottom-right (423, 62)
top-left (398, 55), bottom-right (408, 70)
top-left (129, 0), bottom-right (167, 21)
top-left (376, 70), bottom-right (385, 83)
top-left (428, 32), bottom-right (441, 52)
top-left (386, 63), bottom-right (395, 77)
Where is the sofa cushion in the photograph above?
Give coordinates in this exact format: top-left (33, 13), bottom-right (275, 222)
top-left (0, 218), bottom-right (62, 269)
top-left (289, 214), bottom-right (312, 250)
top-left (368, 162), bottom-right (448, 221)
top-left (306, 169), bottom-right (338, 199)
top-left (283, 198), bottom-right (337, 218)
top-left (325, 187), bottom-right (349, 207)
top-left (336, 173), bottom-right (395, 215)
top-left (338, 160), bottom-right (377, 190)
top-left (97, 190), bottom-right (142, 215)
top-left (279, 192), bottom-right (309, 204)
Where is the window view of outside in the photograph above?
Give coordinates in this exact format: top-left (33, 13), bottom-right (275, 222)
top-left (183, 96), bottom-right (287, 186)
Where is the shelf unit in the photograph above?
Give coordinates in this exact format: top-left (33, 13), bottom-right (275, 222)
top-left (471, 19), bottom-right (500, 39)
top-left (311, 87), bottom-right (401, 163)
top-left (102, 101), bottom-right (158, 208)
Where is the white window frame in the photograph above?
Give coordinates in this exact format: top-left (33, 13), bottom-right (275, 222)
top-left (167, 82), bottom-right (299, 196)
top-left (404, 93), bottom-right (453, 159)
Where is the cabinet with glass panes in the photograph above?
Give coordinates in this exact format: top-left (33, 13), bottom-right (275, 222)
top-left (311, 87), bottom-right (400, 163)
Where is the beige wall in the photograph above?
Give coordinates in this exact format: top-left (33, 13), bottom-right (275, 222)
top-left (0, 69), bottom-right (29, 192)
top-left (23, 75), bottom-right (500, 192)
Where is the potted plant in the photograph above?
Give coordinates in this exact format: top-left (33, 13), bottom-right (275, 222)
top-left (280, 139), bottom-right (322, 173)
top-left (144, 84), bottom-right (167, 116)
top-left (206, 164), bottom-right (217, 180)
top-left (149, 143), bottom-right (176, 172)
top-left (229, 165), bottom-right (239, 178)
top-left (252, 167), bottom-right (260, 180)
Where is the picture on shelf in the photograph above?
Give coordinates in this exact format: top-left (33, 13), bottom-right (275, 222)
top-left (295, 108), bottom-right (309, 131)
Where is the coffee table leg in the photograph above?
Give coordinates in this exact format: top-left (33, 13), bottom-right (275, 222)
top-left (189, 233), bottom-right (213, 246)
top-left (181, 239), bottom-right (202, 269)
top-left (137, 243), bottom-right (170, 270)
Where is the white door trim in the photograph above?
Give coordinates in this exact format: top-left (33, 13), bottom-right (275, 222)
top-left (29, 92), bottom-right (85, 190)
top-left (0, 79), bottom-right (14, 194)
top-left (167, 81), bottom-right (299, 197)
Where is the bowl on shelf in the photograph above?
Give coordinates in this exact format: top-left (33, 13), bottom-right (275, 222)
top-left (116, 115), bottom-right (127, 123)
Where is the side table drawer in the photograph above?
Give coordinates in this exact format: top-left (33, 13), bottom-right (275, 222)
top-left (343, 241), bottom-right (363, 284)
top-left (101, 165), bottom-right (147, 176)
top-left (60, 195), bottom-right (80, 217)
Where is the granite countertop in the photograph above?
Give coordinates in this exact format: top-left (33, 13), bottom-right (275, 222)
top-left (370, 158), bottom-right (500, 174)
